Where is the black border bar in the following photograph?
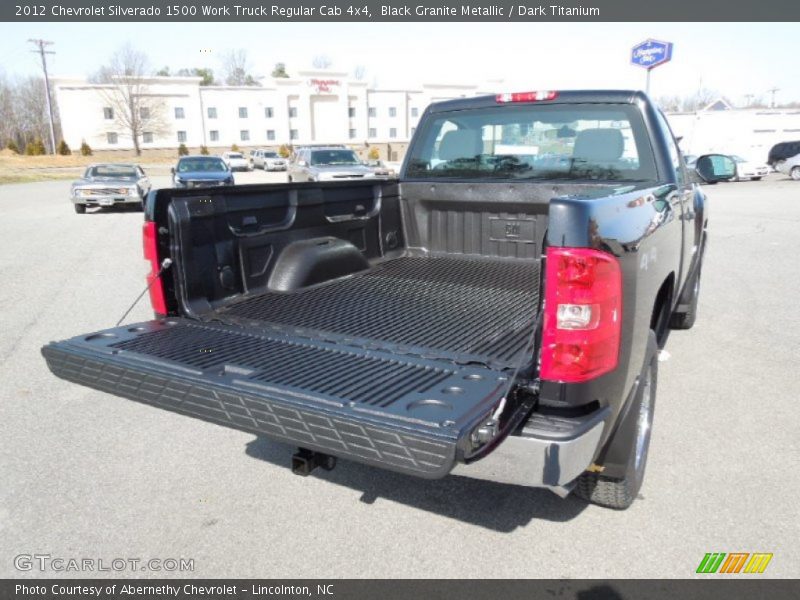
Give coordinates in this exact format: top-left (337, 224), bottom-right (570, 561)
top-left (3, 580), bottom-right (800, 600)
top-left (4, 0), bottom-right (800, 22)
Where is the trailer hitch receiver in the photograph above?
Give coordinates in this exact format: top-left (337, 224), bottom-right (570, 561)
top-left (292, 448), bottom-right (337, 476)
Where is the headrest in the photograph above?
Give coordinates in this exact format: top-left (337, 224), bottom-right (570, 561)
top-left (438, 130), bottom-right (483, 161)
top-left (573, 128), bottom-right (625, 162)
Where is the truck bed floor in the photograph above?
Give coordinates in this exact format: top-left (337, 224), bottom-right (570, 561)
top-left (213, 255), bottom-right (540, 368)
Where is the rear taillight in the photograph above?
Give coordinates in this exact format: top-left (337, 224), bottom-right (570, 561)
top-left (540, 247), bottom-right (622, 383)
top-left (142, 221), bottom-right (168, 316)
top-left (495, 90), bottom-right (558, 103)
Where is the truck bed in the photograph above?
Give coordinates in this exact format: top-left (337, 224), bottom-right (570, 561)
top-left (212, 255), bottom-right (538, 368)
top-left (42, 253), bottom-right (540, 478)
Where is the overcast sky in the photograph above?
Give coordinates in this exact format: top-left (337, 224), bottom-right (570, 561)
top-left (1, 22), bottom-right (798, 105)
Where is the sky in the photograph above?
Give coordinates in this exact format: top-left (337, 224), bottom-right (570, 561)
top-left (1, 22), bottom-right (799, 105)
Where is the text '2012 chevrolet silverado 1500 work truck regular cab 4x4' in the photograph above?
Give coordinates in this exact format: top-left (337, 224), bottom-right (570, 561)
top-left (43, 91), bottom-right (724, 509)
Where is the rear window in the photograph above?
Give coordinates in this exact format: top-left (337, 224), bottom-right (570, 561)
top-left (227, 153), bottom-right (244, 159)
top-left (264, 152), bottom-right (278, 158)
top-left (405, 103), bottom-right (657, 182)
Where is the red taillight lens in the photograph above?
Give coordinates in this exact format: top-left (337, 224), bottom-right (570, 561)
top-left (540, 247), bottom-right (622, 383)
top-left (495, 90), bottom-right (559, 103)
top-left (142, 221), bottom-right (168, 316)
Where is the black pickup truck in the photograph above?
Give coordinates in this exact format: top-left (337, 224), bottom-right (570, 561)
top-left (43, 90), bottom-right (727, 509)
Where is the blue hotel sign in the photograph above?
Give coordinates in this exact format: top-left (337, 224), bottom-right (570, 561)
top-left (631, 39), bottom-right (674, 70)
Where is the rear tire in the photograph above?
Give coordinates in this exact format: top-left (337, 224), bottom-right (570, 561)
top-left (791, 167), bottom-right (800, 181)
top-left (574, 332), bottom-right (658, 510)
top-left (74, 204), bottom-right (86, 214)
top-left (752, 177), bottom-right (762, 181)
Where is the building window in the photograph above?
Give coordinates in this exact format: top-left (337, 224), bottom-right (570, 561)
top-left (265, 107), bottom-right (274, 118)
top-left (139, 107), bottom-right (150, 119)
top-left (209, 130), bottom-right (219, 142)
top-left (103, 107), bottom-right (113, 120)
top-left (349, 129), bottom-right (357, 139)
top-left (348, 107), bottom-right (356, 118)
top-left (142, 132), bottom-right (153, 144)
top-left (207, 107), bottom-right (217, 119)
top-left (389, 128), bottom-right (397, 139)
top-left (389, 107), bottom-right (397, 118)
top-left (106, 132), bottom-right (118, 144)
top-left (289, 107), bottom-right (298, 118)
top-left (289, 129), bottom-right (298, 140)
top-left (174, 107), bottom-right (185, 119)
top-left (368, 128), bottom-right (377, 138)
top-left (411, 107), bottom-right (419, 117)
top-left (368, 107), bottom-right (376, 118)
top-left (239, 107), bottom-right (248, 119)
top-left (266, 130), bottom-right (275, 141)
top-left (177, 131), bottom-right (187, 143)
top-left (240, 130), bottom-right (250, 141)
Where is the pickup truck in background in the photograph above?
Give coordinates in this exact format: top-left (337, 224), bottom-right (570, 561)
top-left (43, 90), bottom-right (728, 509)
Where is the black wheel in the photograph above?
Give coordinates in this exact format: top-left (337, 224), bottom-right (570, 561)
top-left (670, 259), bottom-right (702, 330)
top-left (752, 177), bottom-right (762, 181)
top-left (74, 204), bottom-right (86, 214)
top-left (574, 332), bottom-right (658, 509)
top-left (287, 175), bottom-right (293, 182)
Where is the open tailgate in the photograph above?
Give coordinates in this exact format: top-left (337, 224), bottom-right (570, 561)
top-left (42, 318), bottom-right (514, 478)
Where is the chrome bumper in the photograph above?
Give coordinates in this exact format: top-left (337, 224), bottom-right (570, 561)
top-left (72, 193), bottom-right (141, 205)
top-left (451, 407), bottom-right (610, 496)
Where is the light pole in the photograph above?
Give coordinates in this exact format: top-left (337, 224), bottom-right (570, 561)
top-left (28, 39), bottom-right (57, 154)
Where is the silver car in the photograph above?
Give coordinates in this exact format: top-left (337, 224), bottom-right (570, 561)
top-left (251, 149), bottom-right (288, 171)
top-left (70, 164), bottom-right (150, 214)
top-left (287, 147), bottom-right (377, 182)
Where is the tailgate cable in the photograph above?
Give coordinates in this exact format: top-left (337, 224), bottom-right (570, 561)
top-left (464, 310), bottom-right (543, 463)
top-left (115, 258), bottom-right (173, 327)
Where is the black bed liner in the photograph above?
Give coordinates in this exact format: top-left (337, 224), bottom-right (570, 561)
top-left (42, 255), bottom-right (540, 478)
top-left (212, 255), bottom-right (540, 369)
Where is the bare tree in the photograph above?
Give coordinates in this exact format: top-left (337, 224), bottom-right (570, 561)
top-left (0, 74), bottom-right (14, 147)
top-left (8, 76), bottom-right (57, 150)
top-left (220, 49), bottom-right (259, 86)
top-left (312, 55), bottom-right (332, 69)
top-left (655, 95), bottom-right (682, 112)
top-left (93, 44), bottom-right (168, 156)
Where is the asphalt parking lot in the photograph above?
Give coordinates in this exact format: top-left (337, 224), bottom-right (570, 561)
top-left (0, 174), bottom-right (798, 579)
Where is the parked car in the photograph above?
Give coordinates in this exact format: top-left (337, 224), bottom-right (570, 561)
top-left (288, 147), bottom-right (377, 182)
top-left (730, 155), bottom-right (769, 181)
top-left (70, 164), bottom-right (150, 214)
top-left (767, 140), bottom-right (800, 169)
top-left (251, 149), bottom-right (288, 171)
top-left (365, 159), bottom-right (397, 178)
top-left (171, 156), bottom-right (234, 188)
top-left (767, 141), bottom-right (800, 181)
top-left (44, 90), bottom-right (721, 510)
top-left (222, 151), bottom-right (251, 172)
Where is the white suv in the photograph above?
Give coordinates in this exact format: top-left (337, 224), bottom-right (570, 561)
top-left (251, 149), bottom-right (288, 171)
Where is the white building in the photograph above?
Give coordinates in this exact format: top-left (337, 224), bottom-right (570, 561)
top-left (666, 101), bottom-right (800, 160)
top-left (53, 70), bottom-right (499, 158)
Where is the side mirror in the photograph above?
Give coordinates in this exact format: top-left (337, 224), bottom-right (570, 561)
top-left (694, 154), bottom-right (736, 184)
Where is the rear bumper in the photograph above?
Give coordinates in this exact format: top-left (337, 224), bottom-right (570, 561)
top-left (451, 407), bottom-right (609, 490)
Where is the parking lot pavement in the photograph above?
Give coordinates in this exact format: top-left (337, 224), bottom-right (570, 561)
top-left (0, 175), bottom-right (798, 579)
